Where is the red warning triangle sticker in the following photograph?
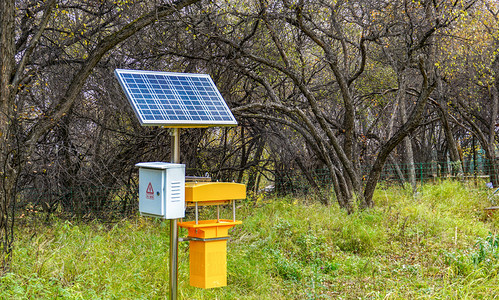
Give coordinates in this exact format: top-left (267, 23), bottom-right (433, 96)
top-left (146, 182), bottom-right (154, 199)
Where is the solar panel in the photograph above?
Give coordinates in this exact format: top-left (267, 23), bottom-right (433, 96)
top-left (114, 69), bottom-right (238, 127)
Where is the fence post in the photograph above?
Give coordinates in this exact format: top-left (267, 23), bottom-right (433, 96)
top-left (420, 162), bottom-right (424, 186)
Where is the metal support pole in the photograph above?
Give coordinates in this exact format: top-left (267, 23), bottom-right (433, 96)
top-left (169, 218), bottom-right (178, 300)
top-left (171, 128), bottom-right (180, 164)
top-left (170, 128), bottom-right (180, 300)
top-left (233, 200), bottom-right (236, 222)
top-left (195, 202), bottom-right (198, 225)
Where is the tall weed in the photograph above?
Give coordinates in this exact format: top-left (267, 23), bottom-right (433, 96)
top-left (2, 180), bottom-right (499, 299)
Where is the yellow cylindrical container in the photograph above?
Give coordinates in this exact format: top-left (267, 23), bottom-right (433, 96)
top-left (178, 219), bottom-right (241, 289)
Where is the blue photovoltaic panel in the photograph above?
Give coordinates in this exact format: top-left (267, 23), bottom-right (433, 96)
top-left (114, 69), bottom-right (238, 127)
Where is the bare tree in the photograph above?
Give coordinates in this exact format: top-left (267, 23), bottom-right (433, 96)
top-left (168, 0), bottom-right (467, 209)
top-left (0, 0), bottom-right (201, 272)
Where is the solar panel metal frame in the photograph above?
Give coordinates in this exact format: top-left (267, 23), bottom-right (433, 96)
top-left (114, 69), bottom-right (238, 127)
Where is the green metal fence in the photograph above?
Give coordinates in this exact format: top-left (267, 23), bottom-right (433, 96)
top-left (275, 159), bottom-right (496, 196)
top-left (16, 159), bottom-right (497, 219)
top-left (17, 184), bottom-right (138, 220)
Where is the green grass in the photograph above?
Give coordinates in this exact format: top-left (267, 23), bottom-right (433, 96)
top-left (3, 180), bottom-right (499, 299)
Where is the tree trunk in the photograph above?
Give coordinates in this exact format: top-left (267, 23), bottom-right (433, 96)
top-left (237, 127), bottom-right (248, 183)
top-left (363, 60), bottom-right (435, 207)
top-left (398, 73), bottom-right (417, 191)
top-left (0, 0), bottom-right (16, 273)
top-left (488, 55), bottom-right (499, 186)
top-left (435, 74), bottom-right (464, 176)
top-left (246, 137), bottom-right (265, 193)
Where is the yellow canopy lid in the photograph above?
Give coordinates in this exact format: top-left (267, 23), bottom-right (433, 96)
top-left (185, 182), bottom-right (246, 203)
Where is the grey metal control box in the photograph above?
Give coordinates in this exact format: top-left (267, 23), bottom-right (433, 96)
top-left (136, 162), bottom-right (185, 219)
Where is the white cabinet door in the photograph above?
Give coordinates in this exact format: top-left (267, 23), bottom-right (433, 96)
top-left (139, 168), bottom-right (165, 217)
